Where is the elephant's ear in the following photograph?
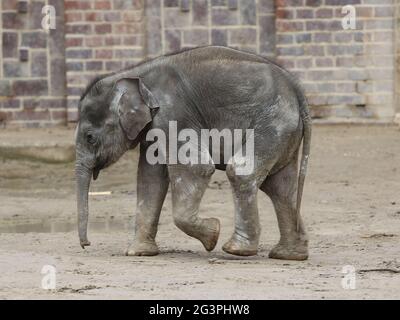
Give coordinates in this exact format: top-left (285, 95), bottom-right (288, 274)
top-left (112, 78), bottom-right (159, 141)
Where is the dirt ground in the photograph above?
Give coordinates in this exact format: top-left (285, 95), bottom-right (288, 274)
top-left (0, 125), bottom-right (399, 299)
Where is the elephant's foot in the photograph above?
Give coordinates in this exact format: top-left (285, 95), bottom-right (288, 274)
top-left (222, 234), bottom-right (258, 256)
top-left (198, 218), bottom-right (220, 252)
top-left (125, 240), bottom-right (159, 256)
top-left (268, 240), bottom-right (308, 261)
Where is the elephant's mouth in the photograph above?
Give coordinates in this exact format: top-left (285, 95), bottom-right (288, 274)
top-left (92, 160), bottom-right (106, 180)
top-left (92, 167), bottom-right (100, 180)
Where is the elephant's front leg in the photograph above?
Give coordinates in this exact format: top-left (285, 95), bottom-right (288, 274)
top-left (169, 163), bottom-right (220, 252)
top-left (125, 144), bottom-right (169, 256)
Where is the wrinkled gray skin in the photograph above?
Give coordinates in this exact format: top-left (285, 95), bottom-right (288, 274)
top-left (76, 46), bottom-right (311, 260)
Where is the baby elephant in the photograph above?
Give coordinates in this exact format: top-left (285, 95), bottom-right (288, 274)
top-left (75, 46), bottom-right (311, 260)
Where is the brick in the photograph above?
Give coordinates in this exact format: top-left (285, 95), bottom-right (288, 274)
top-left (66, 25), bottom-right (92, 34)
top-left (295, 33), bottom-right (311, 43)
top-left (65, 1), bottom-right (91, 10)
top-left (0, 81), bottom-right (12, 97)
top-left (317, 83), bottom-right (336, 93)
top-left (13, 80), bottom-right (48, 96)
top-left (86, 61), bottom-right (103, 71)
top-left (325, 0), bottom-right (361, 5)
top-left (211, 29), bottom-right (228, 46)
top-left (31, 51), bottom-right (48, 77)
top-left (276, 21), bottom-right (304, 32)
top-left (277, 46), bottom-right (304, 56)
top-left (337, 82), bottom-right (356, 93)
top-left (114, 23), bottom-right (141, 33)
top-left (315, 8), bottom-right (333, 18)
top-left (229, 28), bottom-right (257, 46)
top-left (365, 20), bottom-right (393, 30)
top-left (314, 33), bottom-right (331, 43)
top-left (276, 34), bottom-right (293, 44)
top-left (3, 61), bottom-right (29, 77)
top-left (66, 49), bottom-right (92, 59)
top-left (277, 58), bottom-right (295, 69)
top-left (85, 37), bottom-right (103, 47)
top-left (165, 30), bottom-right (181, 52)
top-left (296, 9), bottom-right (313, 19)
top-left (164, 8), bottom-right (190, 28)
top-left (227, 0), bottom-right (238, 10)
top-left (1, 99), bottom-right (20, 108)
top-left (104, 12), bottom-right (121, 22)
top-left (2, 0), bottom-right (17, 10)
top-left (66, 37), bottom-right (83, 47)
top-left (105, 61), bottom-right (123, 71)
top-left (183, 29), bottom-right (209, 46)
top-left (94, 0), bottom-right (111, 10)
top-left (95, 24), bottom-right (112, 34)
top-left (2, 32), bottom-right (18, 58)
top-left (66, 62), bottom-right (84, 71)
top-left (123, 35), bottom-right (142, 46)
top-left (258, 0), bottom-right (274, 14)
top-left (212, 0), bottom-right (226, 6)
top-left (180, 0), bottom-right (190, 12)
top-left (296, 58), bottom-right (312, 68)
top-left (2, 12), bottom-right (23, 29)
top-left (105, 36), bottom-right (122, 46)
top-left (65, 11), bottom-right (83, 23)
top-left (240, 0), bottom-right (256, 25)
top-left (374, 7), bottom-right (393, 17)
top-left (29, 1), bottom-right (45, 29)
top-left (276, 9), bottom-right (294, 20)
top-left (21, 31), bottom-right (47, 48)
top-left (211, 8), bottom-right (238, 26)
top-left (334, 33), bottom-right (352, 43)
top-left (12, 110), bottom-right (51, 121)
top-left (193, 0), bottom-right (208, 26)
top-left (113, 0), bottom-right (141, 10)
top-left (95, 49), bottom-right (113, 59)
top-left (315, 57), bottom-right (333, 67)
top-left (114, 49), bottom-right (142, 59)
top-left (122, 12), bottom-right (142, 22)
top-left (306, 20), bottom-right (341, 31)
top-left (85, 12), bottom-right (102, 22)
top-left (165, 0), bottom-right (179, 7)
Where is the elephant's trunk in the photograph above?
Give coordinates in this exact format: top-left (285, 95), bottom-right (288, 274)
top-left (76, 163), bottom-right (92, 248)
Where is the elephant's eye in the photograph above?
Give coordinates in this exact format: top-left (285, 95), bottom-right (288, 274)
top-left (86, 133), bottom-right (96, 145)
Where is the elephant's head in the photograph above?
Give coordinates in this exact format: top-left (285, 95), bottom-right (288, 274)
top-left (75, 76), bottom-right (159, 248)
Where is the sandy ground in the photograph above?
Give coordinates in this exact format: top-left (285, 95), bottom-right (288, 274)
top-left (0, 125), bottom-right (399, 299)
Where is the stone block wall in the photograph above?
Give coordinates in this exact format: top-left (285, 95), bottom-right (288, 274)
top-left (275, 0), bottom-right (397, 121)
top-left (0, 0), bottom-right (399, 125)
top-left (0, 0), bottom-right (66, 126)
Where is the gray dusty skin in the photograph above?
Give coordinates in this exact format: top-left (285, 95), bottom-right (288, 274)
top-left (75, 46), bottom-right (311, 260)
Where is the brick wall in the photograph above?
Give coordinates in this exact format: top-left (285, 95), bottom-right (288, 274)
top-left (0, 0), bottom-right (66, 127)
top-left (65, 0), bottom-right (145, 121)
top-left (0, 0), bottom-right (399, 126)
top-left (276, 0), bottom-right (397, 121)
top-left (144, 0), bottom-right (275, 57)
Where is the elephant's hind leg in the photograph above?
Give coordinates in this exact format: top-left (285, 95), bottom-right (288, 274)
top-left (169, 163), bottom-right (220, 252)
top-left (260, 154), bottom-right (309, 261)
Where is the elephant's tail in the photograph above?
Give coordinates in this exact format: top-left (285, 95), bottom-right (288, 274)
top-left (294, 82), bottom-right (312, 232)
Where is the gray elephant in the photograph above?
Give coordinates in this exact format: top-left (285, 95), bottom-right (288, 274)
top-left (75, 46), bottom-right (311, 260)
